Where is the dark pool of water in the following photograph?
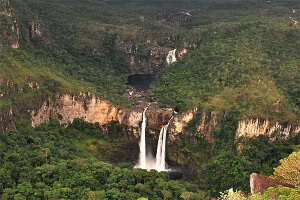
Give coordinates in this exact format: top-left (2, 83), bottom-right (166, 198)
top-left (127, 74), bottom-right (156, 92)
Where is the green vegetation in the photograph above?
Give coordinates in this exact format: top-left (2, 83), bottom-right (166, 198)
top-left (2, 0), bottom-right (300, 120)
top-left (170, 113), bottom-right (300, 197)
top-left (0, 121), bottom-right (204, 200)
top-left (249, 186), bottom-right (300, 200)
top-left (273, 151), bottom-right (300, 187)
top-left (219, 151), bottom-right (300, 200)
top-left (219, 187), bottom-right (300, 200)
top-left (1, 0), bottom-right (300, 199)
top-left (0, 45), bottom-right (131, 109)
top-left (150, 22), bottom-right (300, 121)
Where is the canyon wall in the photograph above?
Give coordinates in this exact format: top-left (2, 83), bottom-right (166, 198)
top-left (0, 0), bottom-right (44, 49)
top-left (236, 118), bottom-right (300, 138)
top-left (169, 109), bottom-right (219, 142)
top-left (29, 93), bottom-right (173, 135)
top-left (0, 0), bottom-right (19, 48)
top-left (169, 109), bottom-right (300, 142)
top-left (1, 93), bottom-right (299, 140)
top-left (117, 36), bottom-right (190, 74)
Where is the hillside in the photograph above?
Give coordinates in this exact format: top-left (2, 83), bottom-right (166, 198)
top-left (0, 0), bottom-right (300, 199)
top-left (150, 21), bottom-right (300, 122)
top-left (1, 0), bottom-right (299, 121)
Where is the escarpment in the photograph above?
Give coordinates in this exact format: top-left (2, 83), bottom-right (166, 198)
top-left (0, 92), bottom-right (174, 134)
top-left (236, 118), bottom-right (300, 138)
top-left (168, 109), bottom-right (300, 142)
top-left (0, 0), bottom-right (44, 49)
top-left (116, 37), bottom-right (193, 74)
top-left (0, 0), bottom-right (19, 48)
top-left (1, 92), bottom-right (299, 140)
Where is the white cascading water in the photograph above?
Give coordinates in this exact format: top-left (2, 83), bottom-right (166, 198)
top-left (166, 49), bottom-right (177, 64)
top-left (155, 117), bottom-right (173, 172)
top-left (155, 127), bottom-right (164, 171)
top-left (137, 107), bottom-right (148, 169)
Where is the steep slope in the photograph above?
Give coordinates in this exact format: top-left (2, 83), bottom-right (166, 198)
top-left (150, 21), bottom-right (300, 122)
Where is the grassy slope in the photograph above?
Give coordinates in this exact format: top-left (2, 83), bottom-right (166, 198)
top-left (150, 16), bottom-right (300, 121)
top-left (1, 0), bottom-right (299, 121)
top-left (0, 48), bottom-right (97, 109)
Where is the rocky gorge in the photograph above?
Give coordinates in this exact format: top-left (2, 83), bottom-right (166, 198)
top-left (1, 89), bottom-right (299, 142)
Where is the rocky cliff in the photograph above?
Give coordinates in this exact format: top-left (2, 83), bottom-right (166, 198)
top-left (169, 109), bottom-right (219, 142)
top-left (0, 0), bottom-right (44, 49)
top-left (1, 89), bottom-right (299, 140)
top-left (29, 93), bottom-right (173, 135)
top-left (169, 109), bottom-right (300, 142)
top-left (250, 173), bottom-right (295, 194)
top-left (0, 0), bottom-right (19, 48)
top-left (236, 118), bottom-right (300, 138)
top-left (116, 36), bottom-right (191, 74)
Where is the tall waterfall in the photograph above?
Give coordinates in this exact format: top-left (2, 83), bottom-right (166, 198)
top-left (166, 49), bottom-right (177, 64)
top-left (137, 107), bottom-right (148, 169)
top-left (155, 117), bottom-right (173, 172)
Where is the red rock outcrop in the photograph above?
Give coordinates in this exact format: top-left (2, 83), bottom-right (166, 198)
top-left (250, 173), bottom-right (295, 194)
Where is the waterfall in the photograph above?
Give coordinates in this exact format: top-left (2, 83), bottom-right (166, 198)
top-left (136, 106), bottom-right (174, 171)
top-left (155, 117), bottom-right (173, 172)
top-left (137, 107), bottom-right (148, 169)
top-left (155, 127), bottom-right (164, 171)
top-left (166, 49), bottom-right (177, 64)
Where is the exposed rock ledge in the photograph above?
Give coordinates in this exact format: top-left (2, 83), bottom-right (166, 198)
top-left (169, 109), bottom-right (300, 142)
top-left (236, 118), bottom-right (300, 138)
top-left (250, 173), bottom-right (294, 194)
top-left (2, 93), bottom-right (299, 140)
top-left (30, 93), bottom-right (173, 134)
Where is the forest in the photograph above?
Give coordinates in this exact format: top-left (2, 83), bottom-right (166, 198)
top-left (150, 22), bottom-right (300, 122)
top-left (0, 119), bottom-right (299, 199)
top-left (0, 0), bottom-right (299, 199)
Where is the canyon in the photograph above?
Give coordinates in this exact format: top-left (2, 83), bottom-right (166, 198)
top-left (0, 0), bottom-right (299, 164)
top-left (1, 91), bottom-right (299, 142)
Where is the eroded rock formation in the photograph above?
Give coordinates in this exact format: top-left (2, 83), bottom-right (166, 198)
top-left (169, 109), bottom-right (219, 142)
top-left (29, 93), bottom-right (173, 135)
top-left (250, 173), bottom-right (295, 194)
top-left (236, 118), bottom-right (300, 138)
top-left (0, 0), bottom-right (19, 48)
top-left (169, 109), bottom-right (300, 142)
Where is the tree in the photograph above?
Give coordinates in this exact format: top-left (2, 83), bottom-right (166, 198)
top-left (273, 151), bottom-right (300, 187)
top-left (161, 190), bottom-right (172, 200)
top-left (180, 192), bottom-right (193, 200)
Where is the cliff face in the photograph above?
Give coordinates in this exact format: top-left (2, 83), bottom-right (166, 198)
top-left (169, 109), bottom-right (219, 142)
top-left (30, 93), bottom-right (173, 135)
top-left (1, 92), bottom-right (299, 140)
top-left (168, 109), bottom-right (300, 142)
top-left (0, 0), bottom-right (44, 49)
top-left (236, 118), bottom-right (300, 138)
top-left (0, 0), bottom-right (19, 48)
top-left (116, 35), bottom-right (193, 74)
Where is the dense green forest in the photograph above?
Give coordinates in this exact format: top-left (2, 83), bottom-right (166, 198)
top-left (1, 0), bottom-right (300, 199)
top-left (2, 0), bottom-right (300, 116)
top-left (0, 121), bottom-right (204, 200)
top-left (0, 119), bottom-right (299, 199)
top-left (171, 112), bottom-right (300, 196)
top-left (150, 21), bottom-right (300, 121)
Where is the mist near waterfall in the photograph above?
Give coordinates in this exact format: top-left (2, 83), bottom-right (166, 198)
top-left (135, 107), bottom-right (173, 172)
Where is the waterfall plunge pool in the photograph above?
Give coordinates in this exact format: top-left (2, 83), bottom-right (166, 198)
top-left (127, 74), bottom-right (156, 92)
